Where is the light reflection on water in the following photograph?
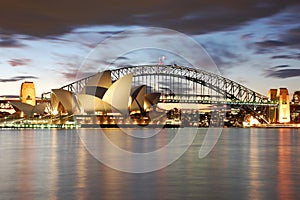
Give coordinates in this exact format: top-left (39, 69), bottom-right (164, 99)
top-left (0, 128), bottom-right (300, 200)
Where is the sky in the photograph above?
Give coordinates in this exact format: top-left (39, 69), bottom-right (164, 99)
top-left (0, 0), bottom-right (300, 97)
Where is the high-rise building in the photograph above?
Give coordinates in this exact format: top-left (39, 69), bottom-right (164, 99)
top-left (267, 89), bottom-right (278, 123)
top-left (20, 82), bottom-right (36, 106)
top-left (292, 91), bottom-right (300, 104)
top-left (291, 91), bottom-right (300, 123)
top-left (268, 89), bottom-right (278, 102)
top-left (277, 88), bottom-right (290, 123)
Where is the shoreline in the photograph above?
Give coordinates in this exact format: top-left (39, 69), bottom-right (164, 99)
top-left (1, 123), bottom-right (300, 129)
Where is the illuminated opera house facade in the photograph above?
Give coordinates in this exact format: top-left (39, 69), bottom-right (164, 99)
top-left (10, 70), bottom-right (161, 126)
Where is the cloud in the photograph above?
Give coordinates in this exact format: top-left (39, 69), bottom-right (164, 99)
top-left (0, 75), bottom-right (38, 82)
top-left (267, 6), bottom-right (300, 26)
top-left (8, 58), bottom-right (31, 67)
top-left (270, 64), bottom-right (290, 69)
top-left (271, 55), bottom-right (295, 59)
top-left (240, 33), bottom-right (253, 40)
top-left (247, 5), bottom-right (300, 56)
top-left (60, 70), bottom-right (94, 81)
top-left (115, 56), bottom-right (129, 60)
top-left (54, 56), bottom-right (96, 81)
top-left (253, 31), bottom-right (300, 54)
top-left (202, 41), bottom-right (247, 73)
top-left (253, 40), bottom-right (287, 54)
top-left (59, 66), bottom-right (91, 80)
top-left (271, 54), bottom-right (300, 60)
top-left (47, 30), bottom-right (114, 49)
top-left (280, 26), bottom-right (300, 49)
top-left (255, 40), bottom-right (286, 48)
top-left (264, 65), bottom-right (300, 78)
top-left (287, 26), bottom-right (300, 35)
top-left (0, 0), bottom-right (299, 36)
top-left (0, 36), bottom-right (25, 48)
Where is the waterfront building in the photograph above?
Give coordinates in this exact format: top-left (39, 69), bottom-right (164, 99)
top-left (267, 89), bottom-right (278, 123)
top-left (48, 71), bottom-right (161, 125)
top-left (277, 88), bottom-right (290, 123)
top-left (10, 81), bottom-right (41, 117)
top-left (291, 91), bottom-right (300, 123)
top-left (20, 81), bottom-right (36, 106)
top-left (9, 101), bottom-right (48, 117)
top-left (267, 88), bottom-right (291, 124)
top-left (292, 91), bottom-right (300, 104)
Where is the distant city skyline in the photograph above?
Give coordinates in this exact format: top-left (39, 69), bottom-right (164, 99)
top-left (1, 1), bottom-right (300, 96)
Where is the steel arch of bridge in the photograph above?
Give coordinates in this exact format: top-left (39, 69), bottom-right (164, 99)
top-left (59, 65), bottom-right (274, 106)
top-left (111, 65), bottom-right (272, 105)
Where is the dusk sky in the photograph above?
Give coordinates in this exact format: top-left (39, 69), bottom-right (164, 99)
top-left (1, 0), bottom-right (300, 97)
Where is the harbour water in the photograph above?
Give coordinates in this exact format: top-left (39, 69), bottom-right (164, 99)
top-left (1, 128), bottom-right (300, 200)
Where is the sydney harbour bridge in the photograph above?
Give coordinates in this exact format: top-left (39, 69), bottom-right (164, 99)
top-left (61, 65), bottom-right (271, 104)
top-left (55, 65), bottom-right (276, 124)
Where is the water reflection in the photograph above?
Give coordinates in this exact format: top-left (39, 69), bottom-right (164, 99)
top-left (75, 137), bottom-right (88, 200)
top-left (277, 128), bottom-right (293, 200)
top-left (1, 128), bottom-right (300, 199)
top-left (248, 128), bottom-right (261, 200)
top-left (17, 131), bottom-right (35, 200)
top-left (49, 130), bottom-right (58, 200)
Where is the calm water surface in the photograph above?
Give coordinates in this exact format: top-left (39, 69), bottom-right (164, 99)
top-left (1, 128), bottom-right (300, 200)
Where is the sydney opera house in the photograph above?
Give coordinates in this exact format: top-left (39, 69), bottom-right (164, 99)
top-left (9, 70), bottom-right (161, 126)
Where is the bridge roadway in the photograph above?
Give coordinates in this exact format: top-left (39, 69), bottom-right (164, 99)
top-left (159, 94), bottom-right (277, 106)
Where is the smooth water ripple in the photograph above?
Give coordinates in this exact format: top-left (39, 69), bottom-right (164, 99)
top-left (0, 128), bottom-right (300, 200)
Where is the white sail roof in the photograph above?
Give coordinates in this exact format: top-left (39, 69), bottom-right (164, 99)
top-left (77, 94), bottom-right (113, 113)
top-left (102, 73), bottom-right (133, 115)
top-left (10, 101), bottom-right (34, 117)
top-left (130, 85), bottom-right (146, 112)
top-left (51, 89), bottom-right (81, 114)
top-left (32, 102), bottom-right (49, 115)
top-left (84, 70), bottom-right (112, 88)
top-left (10, 101), bottom-right (48, 117)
